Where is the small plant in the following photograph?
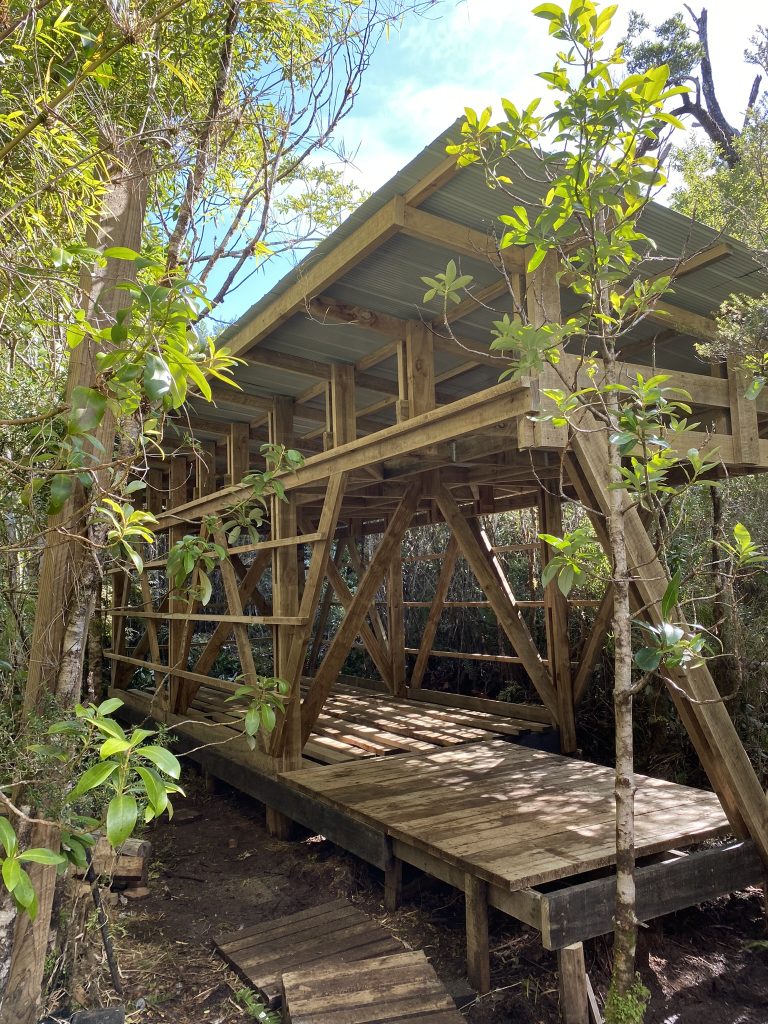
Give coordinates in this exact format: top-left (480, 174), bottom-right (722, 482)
top-left (225, 678), bottom-right (289, 748)
top-left (233, 986), bottom-right (281, 1022)
top-left (604, 976), bottom-right (650, 1024)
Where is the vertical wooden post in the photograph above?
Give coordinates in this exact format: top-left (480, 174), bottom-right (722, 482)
top-left (539, 489), bottom-right (577, 753)
top-left (395, 337), bottom-right (409, 421)
top-left (228, 422), bottom-right (250, 485)
top-left (167, 455), bottom-right (188, 717)
top-left (519, 250), bottom-right (567, 449)
top-left (557, 943), bottom-right (589, 1024)
top-left (410, 534), bottom-right (459, 690)
top-left (384, 857), bottom-right (403, 913)
top-left (464, 872), bottom-right (490, 994)
top-left (147, 466), bottom-right (164, 516)
top-left (727, 356), bottom-right (760, 464)
top-left (267, 397), bottom-right (299, 839)
top-left (195, 440), bottom-right (217, 498)
top-left (405, 321), bottom-right (435, 417)
top-left (388, 533), bottom-right (405, 696)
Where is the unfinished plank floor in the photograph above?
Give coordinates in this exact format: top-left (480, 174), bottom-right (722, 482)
top-left (213, 899), bottom-right (403, 1008)
top-left (179, 680), bottom-right (550, 764)
top-left (282, 950), bottom-right (464, 1024)
top-left (282, 740), bottom-right (731, 890)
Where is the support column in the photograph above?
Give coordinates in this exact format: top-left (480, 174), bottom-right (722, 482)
top-left (227, 422), bottom-right (250, 484)
top-left (557, 944), bottom-right (589, 1024)
top-left (519, 249), bottom-right (567, 449)
top-left (405, 321), bottom-right (435, 417)
top-left (268, 397), bottom-right (299, 838)
top-left (539, 489), bottom-right (576, 753)
top-left (195, 440), bottom-right (218, 498)
top-left (388, 534), bottom-right (405, 696)
top-left (167, 455), bottom-right (188, 717)
top-left (464, 872), bottom-right (490, 994)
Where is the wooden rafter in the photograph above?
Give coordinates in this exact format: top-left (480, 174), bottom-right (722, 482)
top-left (300, 482), bottom-right (421, 745)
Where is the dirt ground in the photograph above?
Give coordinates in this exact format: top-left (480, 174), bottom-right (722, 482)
top-left (67, 768), bottom-right (768, 1024)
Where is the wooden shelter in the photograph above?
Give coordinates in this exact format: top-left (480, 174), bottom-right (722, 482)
top-left (108, 127), bottom-right (768, 1022)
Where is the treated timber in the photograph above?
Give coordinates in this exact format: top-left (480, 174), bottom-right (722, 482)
top-left (301, 484), bottom-right (421, 744)
top-left (540, 840), bottom-right (765, 950)
top-left (155, 379), bottom-right (534, 524)
top-left (572, 585), bottom-right (613, 704)
top-left (435, 484), bottom-right (559, 719)
top-left (324, 556), bottom-right (394, 690)
top-left (557, 944), bottom-right (589, 1024)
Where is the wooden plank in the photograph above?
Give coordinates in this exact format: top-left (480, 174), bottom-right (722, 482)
top-left (541, 840), bottom-right (766, 950)
top-left (465, 872), bottom-right (490, 994)
top-left (405, 321), bottom-right (436, 418)
top-left (109, 610), bottom-right (305, 625)
top-left (307, 539), bottom-right (345, 674)
top-left (228, 422), bottom-right (250, 484)
top-left (301, 484), bottom-right (420, 744)
top-left (404, 687), bottom-right (553, 725)
top-left (557, 944), bottom-right (589, 1024)
top-left (435, 485), bottom-right (558, 718)
top-left (402, 205), bottom-right (525, 275)
top-left (324, 556), bottom-right (394, 690)
top-left (410, 535), bottom-right (458, 690)
top-left (345, 538), bottom-right (392, 676)
top-left (282, 949), bottom-right (463, 1024)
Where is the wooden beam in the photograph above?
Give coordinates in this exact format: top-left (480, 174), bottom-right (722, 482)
top-left (572, 585), bottom-right (613, 704)
top-left (324, 556), bottom-right (394, 692)
top-left (308, 296), bottom-right (407, 340)
top-left (330, 362), bottom-right (356, 447)
top-left (410, 535), bottom-right (459, 689)
top-left (388, 535), bottom-right (405, 697)
top-left (728, 357), bottom-right (760, 464)
top-left (345, 538), bottom-right (391, 676)
top-left (539, 490), bottom-right (576, 752)
top-left (402, 205), bottom-right (525, 274)
top-left (157, 379), bottom-right (534, 524)
top-left (307, 538), bottom-right (346, 675)
top-left (223, 195), bottom-right (406, 356)
top-left (434, 484), bottom-right (559, 718)
top-left (300, 483), bottom-right (421, 743)
top-left (404, 153), bottom-right (461, 208)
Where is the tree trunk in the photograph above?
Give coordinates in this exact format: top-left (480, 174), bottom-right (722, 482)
top-left (605, 365), bottom-right (638, 1002)
top-left (0, 139), bottom-right (150, 1024)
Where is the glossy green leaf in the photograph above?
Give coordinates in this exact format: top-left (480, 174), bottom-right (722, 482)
top-left (106, 793), bottom-right (138, 848)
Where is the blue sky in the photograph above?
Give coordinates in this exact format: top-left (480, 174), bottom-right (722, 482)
top-left (217, 0), bottom-right (764, 324)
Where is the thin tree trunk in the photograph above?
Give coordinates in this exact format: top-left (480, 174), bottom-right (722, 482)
top-left (605, 362), bottom-right (638, 999)
top-left (1, 140), bottom-right (150, 1024)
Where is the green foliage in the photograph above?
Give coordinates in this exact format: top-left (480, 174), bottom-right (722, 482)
top-left (623, 11), bottom-right (703, 85)
top-left (167, 535), bottom-right (228, 606)
top-left (540, 526), bottom-right (604, 595)
top-left (604, 976), bottom-right (651, 1024)
top-left (225, 678), bottom-right (290, 749)
top-left (233, 986), bottom-right (281, 1022)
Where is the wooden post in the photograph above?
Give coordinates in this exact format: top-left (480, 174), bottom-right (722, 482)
top-left (539, 489), bottom-right (577, 753)
top-left (727, 356), bottom-right (760, 464)
top-left (388, 532), bottom-right (406, 696)
top-left (167, 455), bottom-right (188, 716)
top-left (384, 857), bottom-right (403, 913)
top-left (195, 440), bottom-right (217, 498)
top-left (405, 321), bottom-right (435, 417)
top-left (395, 338), bottom-right (409, 421)
top-left (464, 872), bottom-right (490, 994)
top-left (228, 422), bottom-right (250, 485)
top-left (519, 249), bottom-right (567, 449)
top-left (557, 943), bottom-right (589, 1024)
top-left (268, 396), bottom-right (299, 838)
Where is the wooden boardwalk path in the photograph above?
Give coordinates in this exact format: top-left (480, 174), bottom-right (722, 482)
top-left (214, 899), bottom-right (403, 1008)
top-left (282, 950), bottom-right (464, 1024)
top-left (282, 739), bottom-right (730, 890)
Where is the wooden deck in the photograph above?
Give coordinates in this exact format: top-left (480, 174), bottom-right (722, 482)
top-left (281, 739), bottom-right (731, 891)
top-left (162, 680), bottom-right (552, 765)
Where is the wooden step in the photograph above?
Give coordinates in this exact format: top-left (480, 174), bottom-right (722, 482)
top-left (281, 949), bottom-right (465, 1023)
top-left (213, 898), bottom-right (402, 1008)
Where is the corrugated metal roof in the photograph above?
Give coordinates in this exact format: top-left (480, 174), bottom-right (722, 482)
top-left (211, 120), bottom-right (767, 431)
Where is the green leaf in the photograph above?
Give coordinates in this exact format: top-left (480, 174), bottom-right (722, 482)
top-left (2, 855), bottom-right (21, 892)
top-left (136, 765), bottom-right (167, 816)
top-left (97, 697), bottom-right (124, 716)
top-left (71, 760), bottom-right (118, 798)
top-left (69, 385), bottom-right (107, 435)
top-left (100, 736), bottom-right (131, 759)
top-left (106, 794), bottom-right (138, 848)
top-left (137, 745), bottom-right (181, 779)
top-left (260, 705), bottom-right (276, 732)
top-left (557, 563), bottom-right (575, 596)
top-left (48, 474), bottom-right (74, 515)
top-left (19, 848), bottom-right (67, 866)
top-left (103, 246), bottom-right (139, 261)
top-left (634, 647), bottom-right (662, 672)
top-left (0, 816), bottom-right (17, 857)
top-left (245, 705), bottom-right (260, 736)
top-left (661, 571), bottom-right (680, 620)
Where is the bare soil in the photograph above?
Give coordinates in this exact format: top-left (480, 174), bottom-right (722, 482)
top-left (68, 769), bottom-right (768, 1024)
